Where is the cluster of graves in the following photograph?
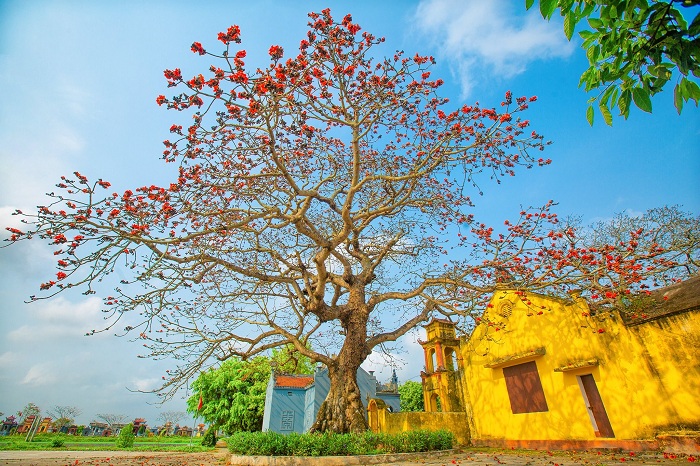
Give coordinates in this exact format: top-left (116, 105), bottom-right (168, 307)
top-left (0, 415), bottom-right (204, 437)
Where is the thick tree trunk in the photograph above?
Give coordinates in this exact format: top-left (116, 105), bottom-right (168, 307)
top-left (310, 302), bottom-right (370, 433)
top-left (310, 361), bottom-right (368, 433)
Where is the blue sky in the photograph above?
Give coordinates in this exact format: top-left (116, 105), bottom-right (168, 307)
top-left (0, 0), bottom-right (698, 427)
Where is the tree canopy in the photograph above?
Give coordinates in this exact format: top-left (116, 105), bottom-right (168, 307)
top-left (17, 403), bottom-right (41, 424)
top-left (187, 357), bottom-right (270, 434)
top-left (48, 406), bottom-right (82, 430)
top-left (270, 343), bottom-right (315, 374)
top-left (186, 345), bottom-right (312, 433)
top-left (398, 381), bottom-right (425, 412)
top-left (528, 0), bottom-right (700, 124)
top-left (95, 413), bottom-right (129, 428)
top-left (4, 9), bottom-right (699, 433)
top-left (157, 410), bottom-right (186, 427)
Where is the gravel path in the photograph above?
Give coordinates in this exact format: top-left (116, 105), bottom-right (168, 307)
top-left (0, 449), bottom-right (695, 466)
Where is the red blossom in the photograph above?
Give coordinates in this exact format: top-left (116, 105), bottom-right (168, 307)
top-left (268, 45), bottom-right (284, 60)
top-left (163, 68), bottom-right (182, 88)
top-left (218, 25), bottom-right (241, 44)
top-left (190, 41), bottom-right (206, 55)
top-left (56, 271), bottom-right (67, 280)
top-left (347, 23), bottom-right (361, 34)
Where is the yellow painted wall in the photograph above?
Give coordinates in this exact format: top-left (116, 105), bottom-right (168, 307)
top-left (368, 398), bottom-right (470, 446)
top-left (624, 312), bottom-right (700, 432)
top-left (461, 290), bottom-right (700, 441)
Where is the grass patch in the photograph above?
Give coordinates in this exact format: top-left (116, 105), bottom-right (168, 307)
top-left (0, 433), bottom-right (213, 452)
top-left (226, 429), bottom-right (455, 456)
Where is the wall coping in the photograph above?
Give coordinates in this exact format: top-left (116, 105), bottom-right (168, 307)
top-left (484, 347), bottom-right (546, 369)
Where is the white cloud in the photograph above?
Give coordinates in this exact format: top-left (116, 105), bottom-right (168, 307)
top-left (0, 351), bottom-right (21, 369)
top-left (0, 22), bottom-right (89, 211)
top-left (0, 123), bottom-right (85, 209)
top-left (130, 377), bottom-right (161, 392)
top-left (21, 363), bottom-right (59, 386)
top-left (55, 80), bottom-right (91, 119)
top-left (7, 297), bottom-right (106, 342)
top-left (413, 0), bottom-right (575, 97)
top-left (362, 330), bottom-right (426, 384)
top-left (0, 206), bottom-right (25, 242)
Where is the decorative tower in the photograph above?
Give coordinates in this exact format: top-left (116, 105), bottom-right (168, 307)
top-left (390, 369), bottom-right (398, 391)
top-left (419, 318), bottom-right (464, 412)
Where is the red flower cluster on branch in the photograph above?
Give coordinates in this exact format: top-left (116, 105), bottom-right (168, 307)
top-left (217, 25), bottom-right (241, 44)
top-left (190, 41), bottom-right (206, 55)
top-left (268, 45), bottom-right (284, 60)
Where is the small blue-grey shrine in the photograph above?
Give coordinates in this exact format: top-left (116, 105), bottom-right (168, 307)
top-left (262, 367), bottom-right (400, 434)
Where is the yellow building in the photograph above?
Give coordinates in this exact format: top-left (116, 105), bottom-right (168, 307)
top-left (417, 276), bottom-right (700, 449)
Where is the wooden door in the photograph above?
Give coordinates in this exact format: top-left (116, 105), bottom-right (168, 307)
top-left (578, 374), bottom-right (615, 438)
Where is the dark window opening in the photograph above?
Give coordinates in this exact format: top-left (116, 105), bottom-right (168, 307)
top-left (503, 360), bottom-right (549, 414)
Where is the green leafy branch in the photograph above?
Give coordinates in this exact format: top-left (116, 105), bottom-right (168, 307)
top-left (528, 0), bottom-right (700, 125)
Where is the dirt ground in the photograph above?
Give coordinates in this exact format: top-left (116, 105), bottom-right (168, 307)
top-left (0, 449), bottom-right (696, 466)
top-left (0, 451), bottom-right (225, 466)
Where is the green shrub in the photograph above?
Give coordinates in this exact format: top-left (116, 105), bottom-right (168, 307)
top-left (116, 423), bottom-right (135, 448)
top-left (317, 431), bottom-right (348, 456)
top-left (201, 426), bottom-right (217, 447)
top-left (51, 437), bottom-right (65, 448)
top-left (226, 429), bottom-right (454, 456)
top-left (430, 429), bottom-right (455, 450)
top-left (288, 433), bottom-right (314, 456)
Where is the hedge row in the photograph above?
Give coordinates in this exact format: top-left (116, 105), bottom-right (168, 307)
top-left (226, 429), bottom-right (455, 456)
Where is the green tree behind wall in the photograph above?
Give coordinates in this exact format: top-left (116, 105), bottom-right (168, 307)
top-left (187, 357), bottom-right (270, 434)
top-left (398, 380), bottom-right (425, 412)
top-left (271, 343), bottom-right (315, 375)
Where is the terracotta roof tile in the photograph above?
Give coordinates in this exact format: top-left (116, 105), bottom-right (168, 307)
top-left (622, 275), bottom-right (700, 326)
top-left (275, 374), bottom-right (314, 389)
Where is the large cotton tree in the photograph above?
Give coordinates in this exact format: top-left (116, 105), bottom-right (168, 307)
top-left (5, 9), bottom-right (698, 433)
